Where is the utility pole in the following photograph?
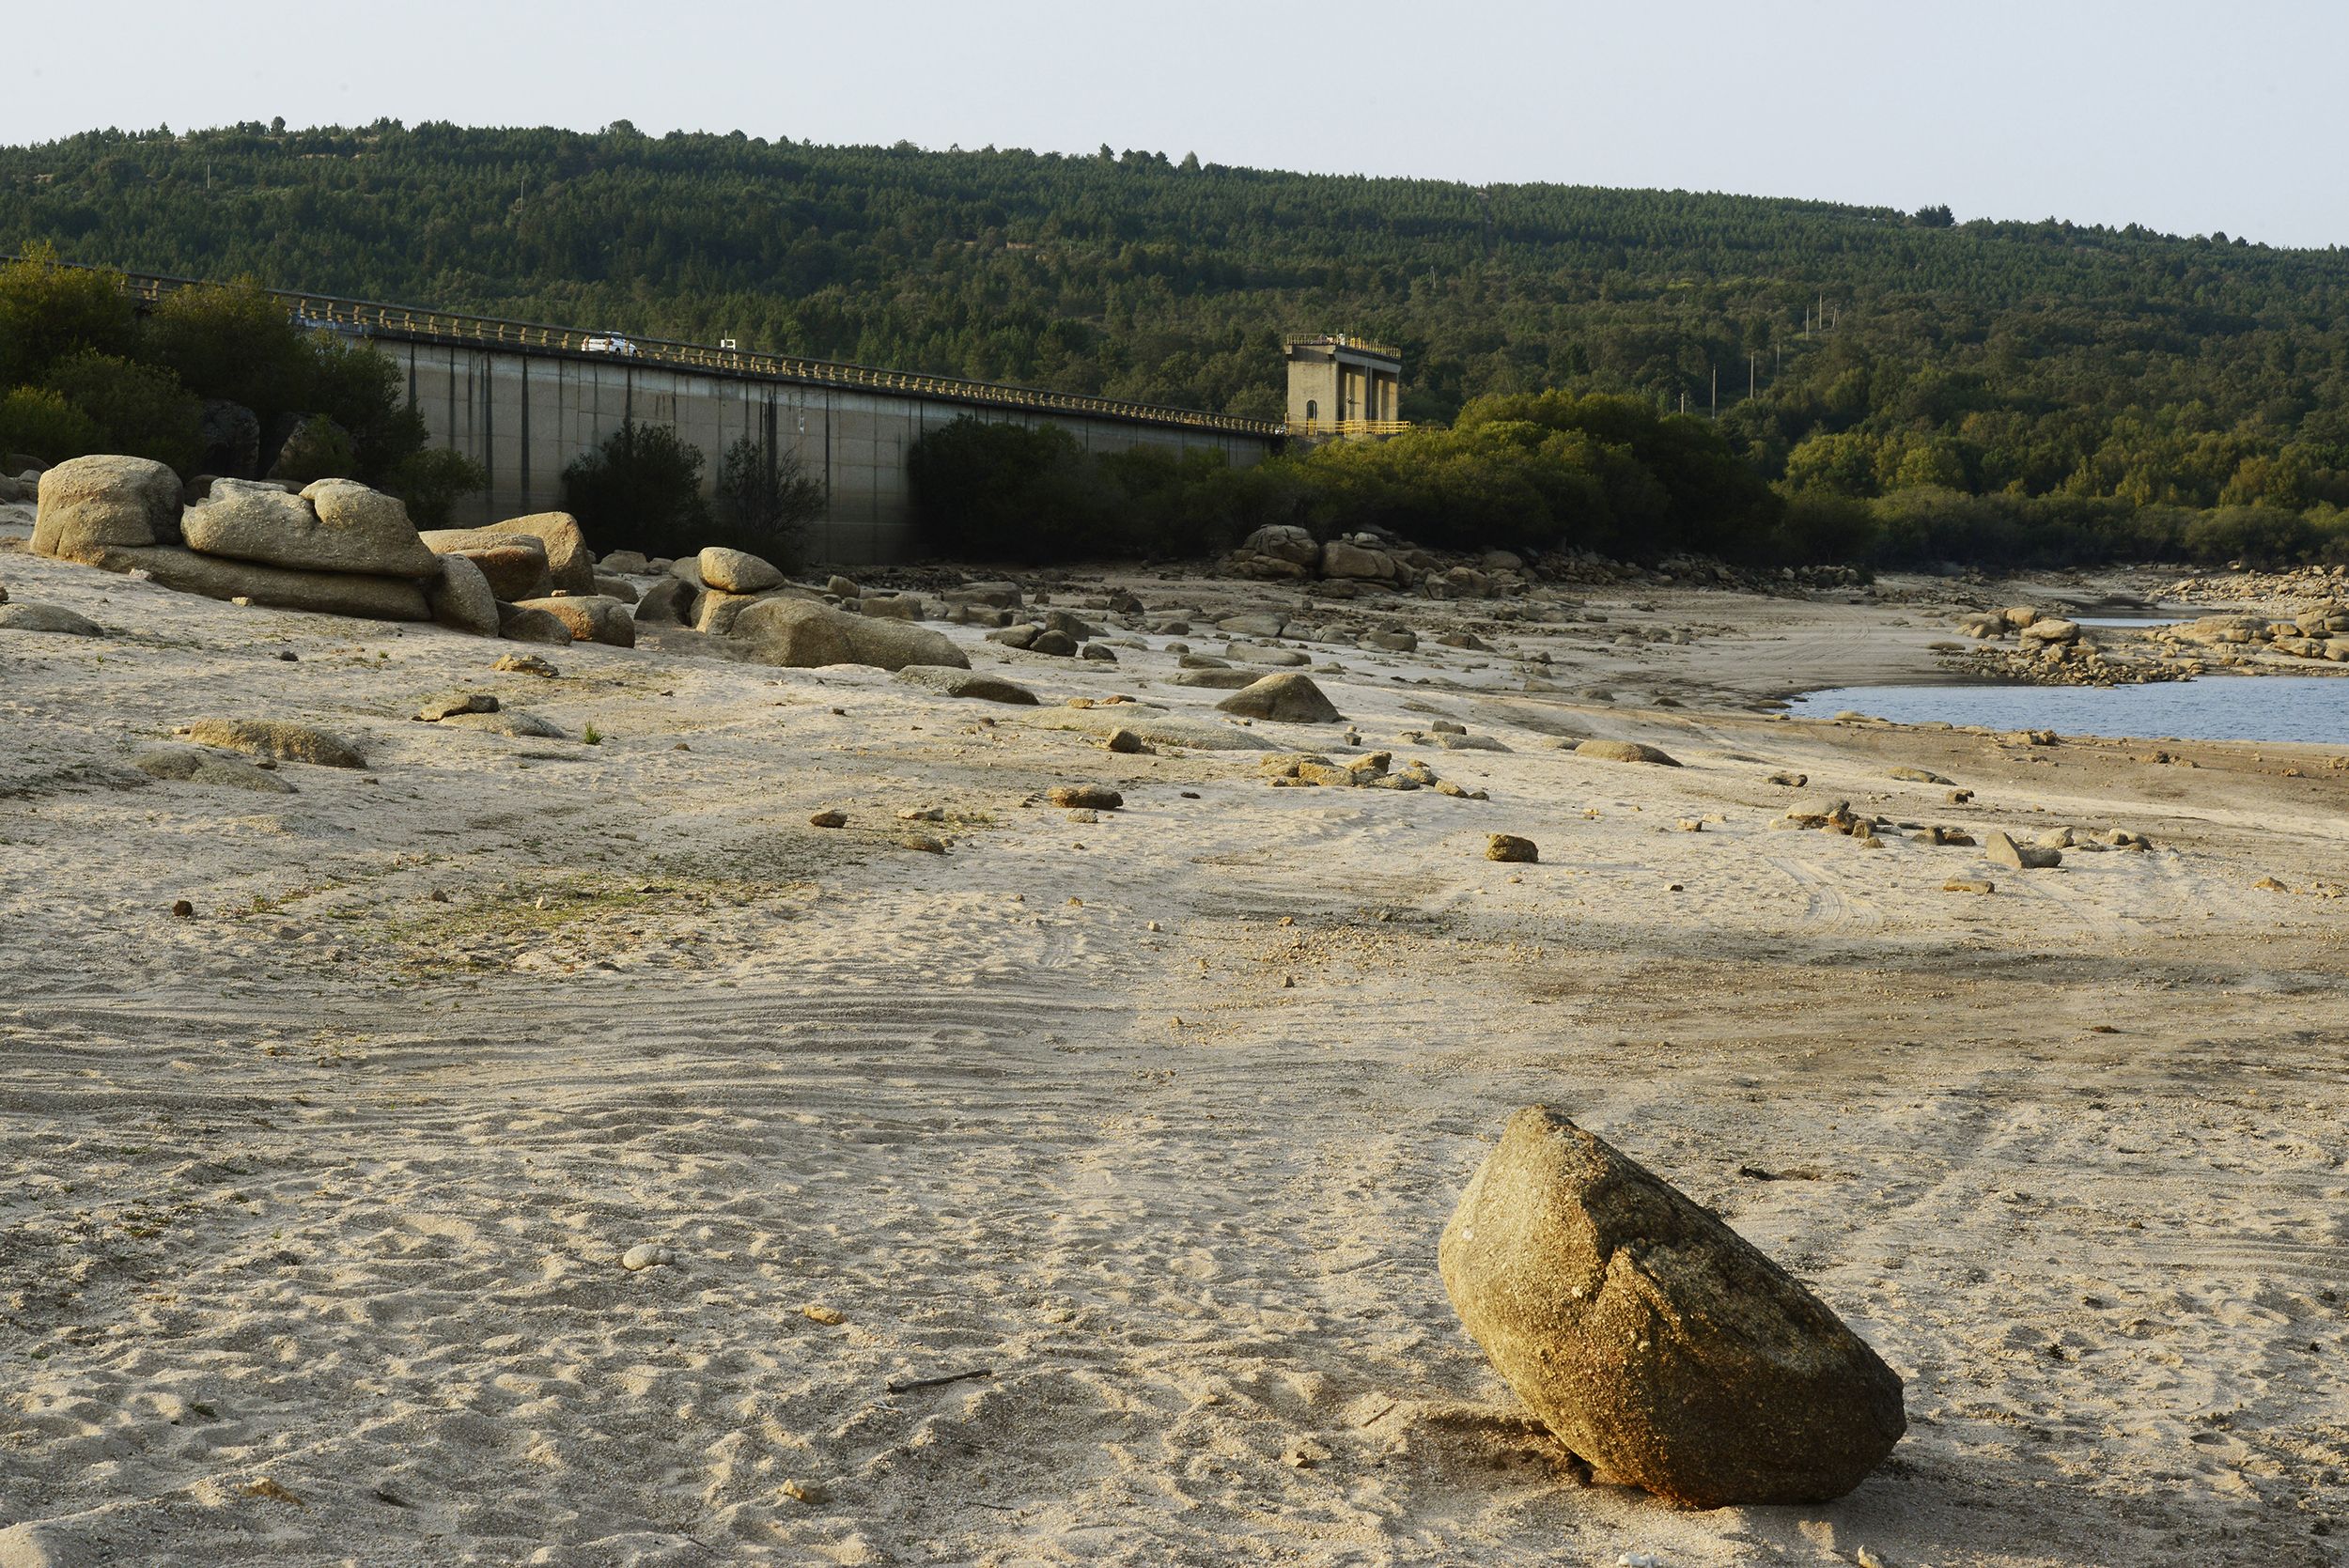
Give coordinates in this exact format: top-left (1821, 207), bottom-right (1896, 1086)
top-left (1749, 352), bottom-right (1756, 400)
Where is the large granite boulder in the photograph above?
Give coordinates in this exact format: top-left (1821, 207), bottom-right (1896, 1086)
top-left (495, 602), bottom-right (575, 644)
top-left (1242, 523), bottom-right (1321, 567)
top-left (698, 545), bottom-right (786, 593)
top-left (512, 594), bottom-right (636, 647)
top-left (1214, 673), bottom-right (1344, 723)
top-left (83, 544), bottom-right (430, 621)
top-left (198, 399), bottom-right (261, 477)
top-left (632, 576), bottom-right (698, 625)
top-left (418, 529), bottom-right (556, 601)
top-left (1575, 738), bottom-right (1683, 767)
top-left (426, 553), bottom-right (501, 637)
top-left (32, 455), bottom-right (182, 562)
top-left (1439, 1107), bottom-right (1906, 1508)
top-left (477, 513), bottom-right (593, 594)
top-left (1321, 538), bottom-right (1399, 581)
top-left (893, 665), bottom-right (1040, 705)
top-left (179, 478), bottom-right (437, 577)
top-left (733, 597), bottom-right (967, 672)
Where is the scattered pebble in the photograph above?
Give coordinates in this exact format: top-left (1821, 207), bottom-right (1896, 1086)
top-left (620, 1243), bottom-right (673, 1271)
top-left (1486, 833), bottom-right (1539, 864)
top-left (802, 1304), bottom-right (845, 1326)
top-left (170, 899), bottom-right (194, 919)
top-left (810, 810), bottom-right (848, 829)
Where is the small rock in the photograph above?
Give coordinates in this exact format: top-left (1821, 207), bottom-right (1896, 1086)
top-left (810, 810), bottom-right (848, 829)
top-left (2254, 876), bottom-right (2290, 892)
top-left (1983, 831), bottom-right (2061, 870)
top-left (1104, 727), bottom-right (1152, 754)
top-left (1946, 788), bottom-right (1973, 804)
top-left (1486, 833), bottom-right (1539, 863)
top-left (619, 1243), bottom-right (673, 1271)
top-left (1767, 770), bottom-right (1807, 787)
top-left (1943, 878), bottom-right (1995, 894)
top-left (1888, 767), bottom-right (1952, 784)
top-left (897, 832), bottom-right (946, 853)
top-left (494, 653), bottom-right (560, 677)
top-left (779, 1479), bottom-right (829, 1505)
top-left (1048, 784), bottom-right (1123, 811)
top-left (0, 602), bottom-right (103, 637)
top-left (801, 1304), bottom-right (845, 1326)
top-left (171, 899), bottom-right (194, 918)
top-left (414, 691), bottom-right (500, 722)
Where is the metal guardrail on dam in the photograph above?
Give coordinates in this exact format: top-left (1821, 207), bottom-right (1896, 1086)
top-left (92, 265), bottom-right (1282, 440)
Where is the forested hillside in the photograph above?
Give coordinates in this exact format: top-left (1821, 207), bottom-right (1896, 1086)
top-left (8, 120), bottom-right (2349, 561)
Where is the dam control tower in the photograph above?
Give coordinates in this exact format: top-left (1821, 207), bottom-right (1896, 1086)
top-left (1284, 335), bottom-right (1403, 437)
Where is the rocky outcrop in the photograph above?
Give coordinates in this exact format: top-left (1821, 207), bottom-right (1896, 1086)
top-left (86, 544), bottom-right (431, 621)
top-left (31, 455), bottom-right (182, 562)
top-left (1440, 1107), bottom-right (1906, 1507)
top-left (732, 597), bottom-right (967, 671)
top-left (179, 478), bottom-right (439, 578)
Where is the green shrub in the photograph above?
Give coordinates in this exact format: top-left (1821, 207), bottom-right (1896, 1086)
top-left (0, 247), bottom-right (137, 387)
top-left (561, 421), bottom-right (711, 557)
top-left (269, 415), bottom-right (358, 486)
top-left (143, 280), bottom-right (315, 419)
top-left (711, 434), bottom-right (824, 567)
top-left (909, 417), bottom-right (1112, 562)
top-left (42, 349), bottom-right (203, 473)
top-left (381, 445), bottom-right (488, 528)
top-left (0, 385), bottom-right (103, 464)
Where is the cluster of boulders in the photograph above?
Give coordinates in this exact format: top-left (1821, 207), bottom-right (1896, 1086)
top-left (23, 453), bottom-right (617, 646)
top-left (1258, 749), bottom-right (1486, 799)
top-left (1950, 604), bottom-right (2177, 687)
top-left (1225, 524), bottom-right (1532, 600)
top-left (2155, 606), bottom-right (2349, 664)
top-left (17, 452), bottom-right (977, 674)
top-left (630, 548), bottom-right (965, 671)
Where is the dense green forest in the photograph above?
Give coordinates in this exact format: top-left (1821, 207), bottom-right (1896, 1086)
top-left (8, 120), bottom-right (2349, 563)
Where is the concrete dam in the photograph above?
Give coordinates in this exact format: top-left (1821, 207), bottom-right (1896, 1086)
top-left (117, 271), bottom-right (1282, 564)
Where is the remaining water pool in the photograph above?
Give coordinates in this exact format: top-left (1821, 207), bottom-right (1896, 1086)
top-left (1786, 675), bottom-right (2349, 743)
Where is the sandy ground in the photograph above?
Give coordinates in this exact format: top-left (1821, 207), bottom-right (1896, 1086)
top-left (1, 516), bottom-right (2345, 1567)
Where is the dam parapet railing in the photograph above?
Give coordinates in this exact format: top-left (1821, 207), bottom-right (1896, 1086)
top-left (75, 261), bottom-right (1280, 440)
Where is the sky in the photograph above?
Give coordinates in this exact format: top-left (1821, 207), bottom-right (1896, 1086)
top-left (8, 1), bottom-right (2342, 247)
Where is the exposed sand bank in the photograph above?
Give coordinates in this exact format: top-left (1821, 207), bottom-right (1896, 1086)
top-left (2, 520), bottom-right (2343, 1566)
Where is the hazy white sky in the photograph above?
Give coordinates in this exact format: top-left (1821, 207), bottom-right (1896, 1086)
top-left (9, 1), bottom-right (2341, 245)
